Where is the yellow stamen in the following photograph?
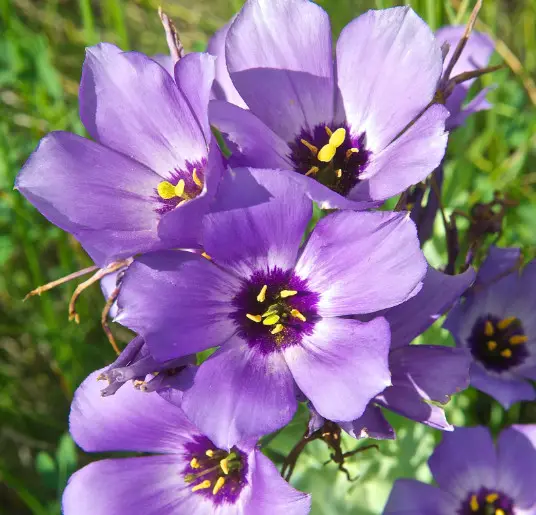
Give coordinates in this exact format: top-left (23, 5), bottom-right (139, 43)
top-left (191, 480), bottom-right (211, 492)
top-left (510, 335), bottom-right (528, 345)
top-left (329, 128), bottom-right (346, 147)
top-left (212, 476), bottom-right (225, 495)
top-left (157, 181), bottom-right (177, 199)
top-left (246, 313), bottom-right (262, 323)
top-left (271, 324), bottom-right (284, 335)
top-left (190, 458), bottom-right (200, 469)
top-left (484, 320), bottom-right (495, 337)
top-left (346, 148), bottom-right (359, 160)
top-left (501, 349), bottom-right (512, 358)
top-left (192, 168), bottom-right (203, 188)
top-left (205, 450), bottom-right (214, 457)
top-left (305, 166), bottom-right (319, 176)
top-left (257, 285), bottom-right (267, 303)
top-left (324, 126), bottom-right (333, 137)
top-left (470, 494), bottom-right (479, 512)
top-left (220, 458), bottom-right (230, 475)
top-left (263, 314), bottom-right (280, 326)
top-left (290, 309), bottom-right (306, 322)
top-left (201, 252), bottom-right (211, 260)
top-left (335, 169), bottom-right (342, 178)
top-left (300, 139), bottom-right (318, 155)
top-left (487, 340), bottom-right (497, 351)
top-left (486, 493), bottom-right (499, 503)
top-left (317, 143), bottom-right (337, 162)
top-left (280, 290), bottom-right (298, 298)
top-left (262, 308), bottom-right (278, 317)
top-left (175, 179), bottom-right (185, 197)
top-left (497, 316), bottom-right (517, 330)
top-left (496, 509), bottom-right (505, 515)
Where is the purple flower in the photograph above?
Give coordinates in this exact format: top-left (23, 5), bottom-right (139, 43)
top-left (308, 266), bottom-right (475, 440)
top-left (210, 1), bottom-right (449, 209)
top-left (15, 44), bottom-right (224, 267)
top-left (445, 246), bottom-right (536, 409)
top-left (63, 371), bottom-right (310, 515)
top-left (116, 170), bottom-right (427, 448)
top-left (436, 26), bottom-right (495, 130)
top-left (383, 425), bottom-right (536, 515)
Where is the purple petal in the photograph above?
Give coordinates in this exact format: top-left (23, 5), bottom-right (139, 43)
top-left (181, 336), bottom-right (297, 449)
top-left (496, 426), bottom-right (536, 508)
top-left (246, 450), bottom-right (311, 514)
top-left (428, 426), bottom-right (498, 500)
top-left (381, 266), bottom-right (476, 348)
top-left (339, 404), bottom-right (395, 440)
top-left (79, 43), bottom-right (207, 176)
top-left (283, 317), bottom-right (391, 422)
top-left (151, 54), bottom-right (174, 76)
top-left (173, 52), bottom-right (216, 142)
top-left (296, 210), bottom-right (426, 317)
top-left (15, 132), bottom-right (161, 267)
top-left (470, 363), bottom-right (536, 409)
top-left (117, 251), bottom-right (240, 361)
top-left (62, 456), bottom-right (218, 515)
top-left (226, 0), bottom-right (335, 141)
top-left (202, 169), bottom-right (312, 278)
top-left (349, 104), bottom-right (449, 203)
top-left (209, 100), bottom-right (293, 169)
top-left (475, 245), bottom-right (521, 287)
top-left (446, 87), bottom-right (493, 131)
top-left (337, 7), bottom-right (443, 153)
top-left (383, 478), bottom-right (451, 515)
top-left (207, 22), bottom-right (247, 108)
top-left (70, 370), bottom-right (196, 453)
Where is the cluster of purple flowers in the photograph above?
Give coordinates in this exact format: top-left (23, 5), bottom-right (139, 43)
top-left (16, 0), bottom-right (536, 513)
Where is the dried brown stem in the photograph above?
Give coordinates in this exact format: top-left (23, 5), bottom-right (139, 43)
top-left (101, 285), bottom-right (122, 356)
top-left (158, 6), bottom-right (185, 65)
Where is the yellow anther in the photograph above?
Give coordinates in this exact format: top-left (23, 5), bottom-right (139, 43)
top-left (501, 349), bottom-right (512, 358)
top-left (497, 316), bottom-right (517, 330)
top-left (271, 324), bottom-right (284, 335)
top-left (190, 458), bottom-right (200, 469)
top-left (257, 285), bottom-right (267, 303)
top-left (329, 128), bottom-right (346, 147)
top-left (192, 168), bottom-right (203, 188)
top-left (509, 335), bottom-right (527, 345)
top-left (487, 340), bottom-right (497, 351)
top-left (300, 139), bottom-right (318, 155)
top-left (486, 493), bottom-right (499, 503)
top-left (263, 314), bottom-right (280, 326)
top-left (205, 450), bottom-right (215, 457)
top-left (346, 148), bottom-right (359, 160)
top-left (220, 458), bottom-right (230, 475)
top-left (317, 143), bottom-right (337, 162)
top-left (496, 509), bottom-right (505, 515)
top-left (305, 166), bottom-right (319, 176)
top-left (201, 252), bottom-right (211, 260)
top-left (157, 181), bottom-right (177, 199)
top-left (335, 169), bottom-right (342, 178)
top-left (290, 309), bottom-right (306, 322)
top-left (212, 476), bottom-right (225, 495)
top-left (280, 290), bottom-right (298, 298)
top-left (262, 308), bottom-right (278, 317)
top-left (246, 313), bottom-right (262, 323)
top-left (191, 480), bottom-right (212, 492)
top-left (324, 126), bottom-right (333, 137)
top-left (470, 494), bottom-right (479, 512)
top-left (484, 320), bottom-right (495, 337)
top-left (175, 179), bottom-right (185, 197)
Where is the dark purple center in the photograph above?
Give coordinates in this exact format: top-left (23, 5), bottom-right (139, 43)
top-left (231, 268), bottom-right (320, 354)
top-left (154, 159), bottom-right (207, 215)
top-left (458, 488), bottom-right (513, 515)
top-left (183, 435), bottom-right (248, 505)
top-left (468, 314), bottom-right (528, 373)
top-left (288, 122), bottom-right (371, 197)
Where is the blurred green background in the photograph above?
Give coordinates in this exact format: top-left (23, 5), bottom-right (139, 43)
top-left (1, 0), bottom-right (535, 513)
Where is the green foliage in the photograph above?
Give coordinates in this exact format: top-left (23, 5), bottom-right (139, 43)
top-left (1, 0), bottom-right (535, 513)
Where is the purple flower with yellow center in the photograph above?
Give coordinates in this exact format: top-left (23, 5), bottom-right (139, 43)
top-left (64, 371), bottom-right (310, 515)
top-left (308, 266), bottom-right (475, 440)
top-left (383, 425), bottom-right (536, 515)
top-left (116, 170), bottom-right (427, 448)
top-left (15, 44), bottom-right (224, 267)
top-left (210, 0), bottom-right (449, 209)
top-left (445, 246), bottom-right (536, 409)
